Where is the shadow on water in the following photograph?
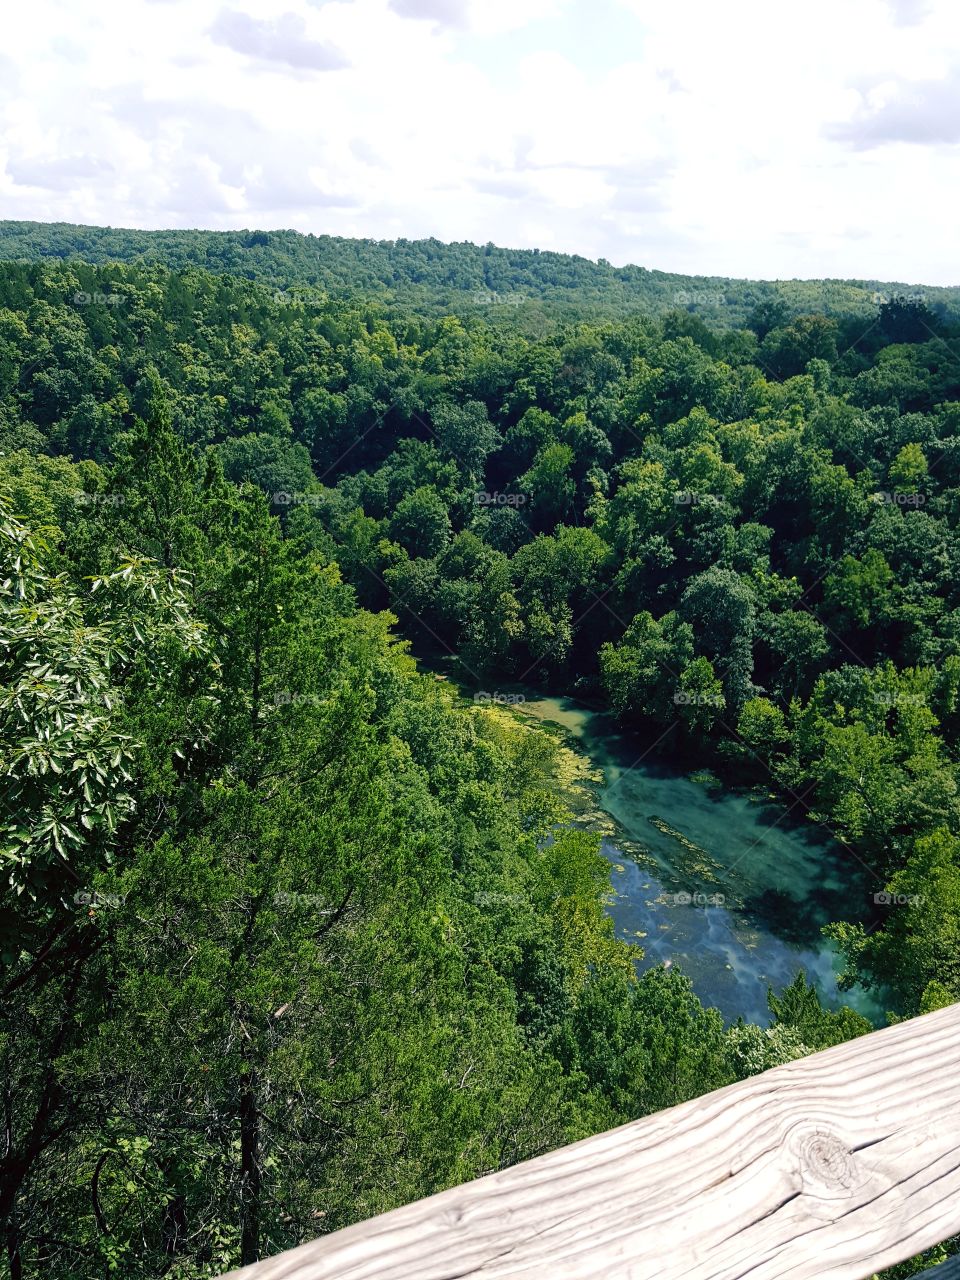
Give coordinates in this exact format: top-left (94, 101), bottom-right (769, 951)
top-left (417, 653), bottom-right (890, 1027)
top-left (740, 886), bottom-right (834, 949)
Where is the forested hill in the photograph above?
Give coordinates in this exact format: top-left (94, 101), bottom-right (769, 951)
top-left (2, 218), bottom-right (959, 326)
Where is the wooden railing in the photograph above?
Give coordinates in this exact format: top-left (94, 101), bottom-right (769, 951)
top-left (221, 1002), bottom-right (960, 1280)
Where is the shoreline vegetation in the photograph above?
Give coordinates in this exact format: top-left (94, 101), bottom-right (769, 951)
top-left (436, 662), bottom-right (886, 1025)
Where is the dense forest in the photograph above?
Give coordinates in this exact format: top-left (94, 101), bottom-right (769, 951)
top-left (3, 218), bottom-right (960, 327)
top-left (2, 242), bottom-right (959, 1277)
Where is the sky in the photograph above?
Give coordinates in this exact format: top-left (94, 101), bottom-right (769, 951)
top-left (1, 0), bottom-right (958, 283)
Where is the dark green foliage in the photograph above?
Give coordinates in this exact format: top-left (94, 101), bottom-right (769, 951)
top-left (0, 238), bottom-right (957, 1278)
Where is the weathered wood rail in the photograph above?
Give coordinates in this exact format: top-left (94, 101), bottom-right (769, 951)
top-left (222, 1002), bottom-right (960, 1280)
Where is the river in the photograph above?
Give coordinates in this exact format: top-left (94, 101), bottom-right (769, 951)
top-left (507, 689), bottom-right (887, 1027)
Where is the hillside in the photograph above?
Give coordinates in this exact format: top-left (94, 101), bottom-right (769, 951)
top-left (3, 239), bottom-right (960, 1276)
top-left (1, 219), bottom-right (959, 327)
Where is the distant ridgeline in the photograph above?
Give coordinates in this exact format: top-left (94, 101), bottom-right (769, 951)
top-left (0, 218), bottom-right (957, 326)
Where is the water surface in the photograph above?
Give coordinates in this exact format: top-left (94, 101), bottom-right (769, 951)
top-left (515, 691), bottom-right (886, 1027)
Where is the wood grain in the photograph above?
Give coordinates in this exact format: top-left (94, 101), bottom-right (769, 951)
top-left (220, 1002), bottom-right (960, 1280)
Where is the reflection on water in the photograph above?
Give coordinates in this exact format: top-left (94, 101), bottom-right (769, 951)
top-left (517, 692), bottom-right (887, 1028)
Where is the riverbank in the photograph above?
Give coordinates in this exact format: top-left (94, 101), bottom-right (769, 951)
top-left (422, 653), bottom-right (888, 1027)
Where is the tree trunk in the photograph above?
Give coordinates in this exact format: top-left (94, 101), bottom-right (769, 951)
top-left (5, 1214), bottom-right (21, 1280)
top-left (239, 1061), bottom-right (261, 1266)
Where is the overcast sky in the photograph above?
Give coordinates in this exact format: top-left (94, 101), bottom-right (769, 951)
top-left (1, 0), bottom-right (958, 283)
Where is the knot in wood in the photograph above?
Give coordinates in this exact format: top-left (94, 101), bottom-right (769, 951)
top-left (797, 1129), bottom-right (857, 1193)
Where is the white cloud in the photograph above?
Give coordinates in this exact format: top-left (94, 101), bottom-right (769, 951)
top-left (827, 70), bottom-right (960, 146)
top-left (0, 0), bottom-right (957, 282)
top-left (888, 0), bottom-right (932, 24)
top-left (387, 0), bottom-right (469, 29)
top-left (209, 8), bottom-right (349, 70)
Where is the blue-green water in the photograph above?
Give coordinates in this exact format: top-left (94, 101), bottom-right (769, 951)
top-left (516, 692), bottom-right (887, 1027)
